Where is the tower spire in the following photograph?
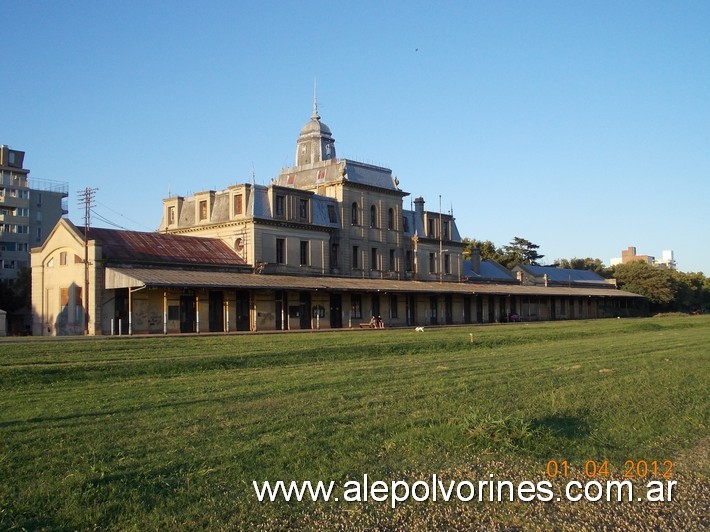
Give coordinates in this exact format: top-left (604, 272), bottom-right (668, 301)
top-left (312, 78), bottom-right (320, 120)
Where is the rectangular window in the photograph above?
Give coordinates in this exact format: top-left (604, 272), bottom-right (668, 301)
top-left (371, 247), bottom-right (378, 270)
top-left (199, 200), bottom-right (208, 221)
top-left (428, 219), bottom-right (435, 237)
top-left (276, 238), bottom-right (285, 264)
top-left (351, 294), bottom-right (362, 319)
top-left (275, 195), bottom-right (285, 216)
top-left (443, 220), bottom-right (449, 239)
top-left (60, 251), bottom-right (67, 266)
top-left (390, 295), bottom-right (398, 319)
top-left (299, 198), bottom-right (308, 220)
top-left (73, 287), bottom-right (83, 324)
top-left (61, 287), bottom-right (69, 307)
top-left (168, 206), bottom-right (175, 224)
top-left (389, 249), bottom-right (395, 271)
top-left (352, 245), bottom-right (359, 269)
top-left (234, 194), bottom-right (243, 215)
top-left (300, 240), bottom-right (309, 266)
top-left (406, 250), bottom-right (413, 272)
top-left (327, 204), bottom-right (337, 223)
top-left (444, 253), bottom-right (451, 274)
top-left (429, 252), bottom-right (436, 273)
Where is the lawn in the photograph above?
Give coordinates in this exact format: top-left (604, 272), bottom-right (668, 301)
top-left (1, 316), bottom-right (708, 529)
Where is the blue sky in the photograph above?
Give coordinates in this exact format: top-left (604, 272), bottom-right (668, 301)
top-left (3, 1), bottom-right (709, 272)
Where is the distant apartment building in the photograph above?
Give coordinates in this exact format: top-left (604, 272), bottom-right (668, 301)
top-left (1, 145), bottom-right (68, 284)
top-left (610, 246), bottom-right (676, 270)
top-left (1, 145), bottom-right (68, 332)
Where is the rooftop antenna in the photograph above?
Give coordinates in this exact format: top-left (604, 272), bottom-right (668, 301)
top-left (251, 162), bottom-right (256, 187)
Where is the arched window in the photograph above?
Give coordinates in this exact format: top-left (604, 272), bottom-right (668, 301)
top-left (351, 202), bottom-right (359, 225)
top-left (388, 208), bottom-right (395, 230)
top-left (370, 205), bottom-right (378, 228)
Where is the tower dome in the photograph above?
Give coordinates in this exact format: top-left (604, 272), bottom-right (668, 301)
top-left (295, 94), bottom-right (336, 166)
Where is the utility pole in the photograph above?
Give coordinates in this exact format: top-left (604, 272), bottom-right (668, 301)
top-left (77, 187), bottom-right (98, 335)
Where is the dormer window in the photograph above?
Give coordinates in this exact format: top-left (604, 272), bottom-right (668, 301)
top-left (199, 200), bottom-right (208, 221)
top-left (275, 195), bottom-right (285, 216)
top-left (168, 206), bottom-right (176, 225)
top-left (299, 198), bottom-right (309, 220)
top-left (234, 194), bottom-right (243, 216)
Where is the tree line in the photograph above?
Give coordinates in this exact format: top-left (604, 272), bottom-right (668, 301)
top-left (463, 236), bottom-right (710, 314)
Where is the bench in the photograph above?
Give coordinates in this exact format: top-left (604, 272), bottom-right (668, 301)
top-left (359, 323), bottom-right (374, 329)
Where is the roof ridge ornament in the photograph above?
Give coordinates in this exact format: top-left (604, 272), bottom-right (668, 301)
top-left (312, 78), bottom-right (320, 121)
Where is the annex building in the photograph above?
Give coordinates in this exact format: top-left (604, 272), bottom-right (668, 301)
top-left (30, 105), bottom-right (646, 335)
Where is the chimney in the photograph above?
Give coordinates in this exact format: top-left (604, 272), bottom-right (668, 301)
top-left (470, 247), bottom-right (481, 274)
top-left (413, 196), bottom-right (425, 214)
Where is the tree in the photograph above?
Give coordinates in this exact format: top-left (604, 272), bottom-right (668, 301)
top-left (462, 238), bottom-right (505, 263)
top-left (0, 267), bottom-right (32, 334)
top-left (670, 270), bottom-right (710, 312)
top-left (611, 261), bottom-right (676, 310)
top-left (0, 268), bottom-right (30, 314)
top-left (501, 237), bottom-right (544, 268)
top-left (554, 257), bottom-right (606, 275)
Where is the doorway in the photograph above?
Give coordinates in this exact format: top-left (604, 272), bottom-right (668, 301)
top-left (234, 290), bottom-right (250, 331)
top-left (180, 294), bottom-right (196, 333)
top-left (208, 291), bottom-right (224, 332)
top-left (330, 294), bottom-right (342, 328)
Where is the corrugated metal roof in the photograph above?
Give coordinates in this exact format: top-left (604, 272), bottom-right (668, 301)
top-left (518, 264), bottom-right (608, 283)
top-left (82, 227), bottom-right (247, 266)
top-left (105, 266), bottom-right (643, 298)
top-left (462, 260), bottom-right (517, 282)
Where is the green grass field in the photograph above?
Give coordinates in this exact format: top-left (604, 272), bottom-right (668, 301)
top-left (1, 316), bottom-right (708, 529)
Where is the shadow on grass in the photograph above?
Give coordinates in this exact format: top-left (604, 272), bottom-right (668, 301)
top-left (529, 415), bottom-right (590, 439)
top-left (463, 410), bottom-right (622, 460)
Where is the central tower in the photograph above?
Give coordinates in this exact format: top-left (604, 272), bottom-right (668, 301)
top-left (295, 93), bottom-right (336, 166)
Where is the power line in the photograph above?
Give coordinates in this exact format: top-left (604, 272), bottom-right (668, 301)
top-left (90, 208), bottom-right (130, 230)
top-left (95, 201), bottom-right (153, 231)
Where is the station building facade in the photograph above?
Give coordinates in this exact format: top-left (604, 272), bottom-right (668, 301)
top-left (30, 107), bottom-right (646, 335)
